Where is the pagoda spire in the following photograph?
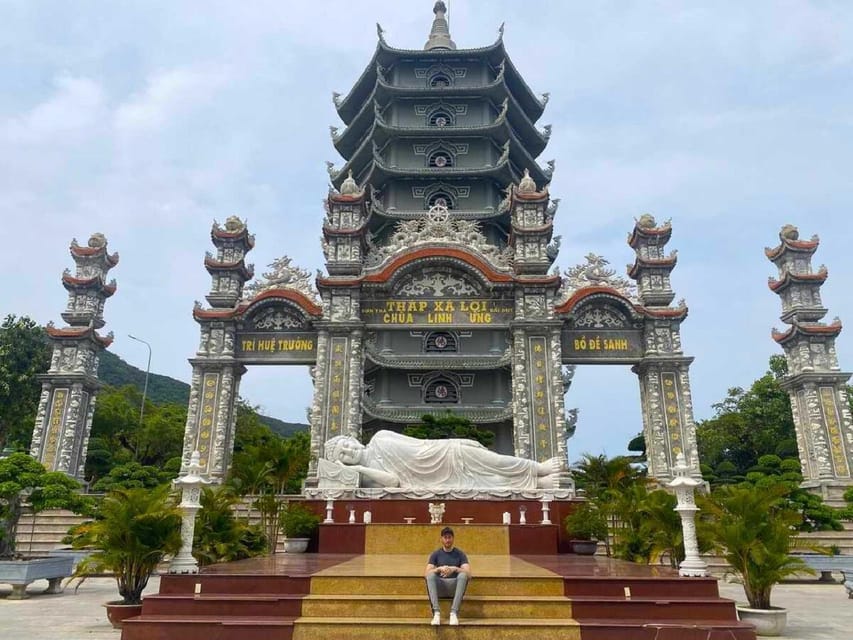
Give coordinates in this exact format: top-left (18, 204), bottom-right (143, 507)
top-left (424, 1), bottom-right (456, 50)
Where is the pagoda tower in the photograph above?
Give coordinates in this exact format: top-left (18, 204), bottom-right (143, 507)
top-left (30, 233), bottom-right (118, 480)
top-left (312, 0), bottom-right (564, 478)
top-left (767, 224), bottom-right (853, 495)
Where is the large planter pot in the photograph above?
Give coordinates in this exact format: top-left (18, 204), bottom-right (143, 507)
top-left (283, 538), bottom-right (310, 553)
top-left (104, 601), bottom-right (143, 628)
top-left (736, 605), bottom-right (787, 636)
top-left (570, 539), bottom-right (599, 556)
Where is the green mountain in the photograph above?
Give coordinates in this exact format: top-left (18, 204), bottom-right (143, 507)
top-left (98, 350), bottom-right (309, 438)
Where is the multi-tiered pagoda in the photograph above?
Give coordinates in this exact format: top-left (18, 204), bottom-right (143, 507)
top-left (182, 2), bottom-right (702, 489)
top-left (30, 233), bottom-right (118, 480)
top-left (768, 224), bottom-right (853, 496)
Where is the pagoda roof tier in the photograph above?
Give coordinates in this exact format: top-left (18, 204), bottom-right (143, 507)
top-left (627, 253), bottom-right (678, 278)
top-left (211, 218), bottom-right (256, 250)
top-left (69, 237), bottom-right (120, 268)
top-left (362, 394), bottom-right (513, 424)
top-left (370, 199), bottom-right (508, 222)
top-left (365, 345), bottom-right (512, 370)
top-left (627, 218), bottom-right (673, 249)
top-left (335, 145), bottom-right (547, 193)
top-left (46, 323), bottom-right (113, 348)
top-left (772, 319), bottom-right (842, 345)
top-left (336, 36), bottom-right (545, 125)
top-left (767, 267), bottom-right (828, 292)
top-left (335, 93), bottom-right (548, 159)
top-left (61, 272), bottom-right (117, 297)
top-left (765, 226), bottom-right (819, 261)
top-left (203, 255), bottom-right (254, 280)
top-left (61, 310), bottom-right (105, 329)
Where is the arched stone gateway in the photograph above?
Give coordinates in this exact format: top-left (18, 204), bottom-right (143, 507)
top-left (180, 13), bottom-right (707, 491)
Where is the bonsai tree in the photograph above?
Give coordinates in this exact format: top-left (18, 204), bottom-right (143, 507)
top-left (279, 502), bottom-right (322, 539)
top-left (0, 452), bottom-right (91, 559)
top-left (70, 485), bottom-right (182, 605)
top-left (563, 502), bottom-right (608, 541)
top-left (699, 480), bottom-right (812, 610)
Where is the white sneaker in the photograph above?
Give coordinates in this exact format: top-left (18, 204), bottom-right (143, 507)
top-left (449, 612), bottom-right (459, 626)
top-left (431, 612), bottom-right (441, 626)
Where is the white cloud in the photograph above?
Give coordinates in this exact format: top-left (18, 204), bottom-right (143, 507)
top-left (115, 66), bottom-right (231, 134)
top-left (1, 74), bottom-right (105, 144)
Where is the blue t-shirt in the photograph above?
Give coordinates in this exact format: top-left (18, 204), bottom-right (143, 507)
top-left (428, 547), bottom-right (469, 568)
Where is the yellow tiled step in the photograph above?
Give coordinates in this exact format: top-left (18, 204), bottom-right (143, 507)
top-left (300, 594), bottom-right (573, 619)
top-left (309, 575), bottom-right (565, 597)
top-left (364, 524), bottom-right (509, 555)
top-left (292, 617), bottom-right (581, 640)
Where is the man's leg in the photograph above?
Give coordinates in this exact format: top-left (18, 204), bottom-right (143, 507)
top-left (425, 572), bottom-right (441, 614)
top-left (449, 572), bottom-right (469, 615)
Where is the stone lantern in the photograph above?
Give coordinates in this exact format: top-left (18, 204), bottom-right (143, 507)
top-left (168, 450), bottom-right (210, 574)
top-left (667, 452), bottom-right (707, 577)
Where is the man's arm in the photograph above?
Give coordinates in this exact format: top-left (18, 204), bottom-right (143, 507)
top-left (458, 562), bottom-right (471, 577)
top-left (425, 562), bottom-right (439, 577)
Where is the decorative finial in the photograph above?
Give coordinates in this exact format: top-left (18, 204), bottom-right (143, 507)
top-left (340, 170), bottom-right (360, 196)
top-left (780, 224), bottom-right (799, 241)
top-left (637, 213), bottom-right (657, 229)
top-left (424, 1), bottom-right (456, 51)
top-left (518, 168), bottom-right (537, 194)
top-left (88, 232), bottom-right (107, 248)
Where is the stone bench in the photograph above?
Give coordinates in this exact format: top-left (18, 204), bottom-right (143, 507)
top-left (795, 554), bottom-right (853, 598)
top-left (0, 556), bottom-right (74, 599)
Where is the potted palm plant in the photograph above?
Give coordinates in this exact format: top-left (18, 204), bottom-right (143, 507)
top-left (563, 502), bottom-right (607, 555)
top-left (700, 481), bottom-right (812, 636)
top-left (69, 485), bottom-right (182, 628)
top-left (279, 502), bottom-right (321, 553)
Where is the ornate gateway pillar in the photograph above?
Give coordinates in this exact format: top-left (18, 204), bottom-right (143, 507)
top-left (628, 216), bottom-right (701, 482)
top-left (767, 225), bottom-right (853, 496)
top-left (30, 233), bottom-right (118, 480)
top-left (181, 217), bottom-right (253, 480)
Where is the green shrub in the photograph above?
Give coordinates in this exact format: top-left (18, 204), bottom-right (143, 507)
top-left (279, 502), bottom-right (322, 539)
top-left (563, 502), bottom-right (608, 541)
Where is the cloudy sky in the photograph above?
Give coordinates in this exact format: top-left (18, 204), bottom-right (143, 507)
top-left (2, 1), bottom-right (851, 461)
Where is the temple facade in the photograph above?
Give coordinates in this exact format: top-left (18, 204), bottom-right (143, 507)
top-left (767, 225), bottom-right (853, 497)
top-left (30, 233), bottom-right (118, 480)
top-left (181, 2), bottom-right (703, 489)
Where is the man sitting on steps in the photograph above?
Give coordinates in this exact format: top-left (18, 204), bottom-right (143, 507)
top-left (425, 526), bottom-right (471, 626)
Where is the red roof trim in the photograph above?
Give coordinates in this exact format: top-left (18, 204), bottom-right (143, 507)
top-left (555, 286), bottom-right (687, 319)
top-left (767, 269), bottom-right (828, 292)
top-left (765, 239), bottom-right (820, 259)
top-left (70, 245), bottom-right (120, 266)
top-left (365, 247), bottom-right (516, 284)
top-left (194, 288), bottom-right (323, 321)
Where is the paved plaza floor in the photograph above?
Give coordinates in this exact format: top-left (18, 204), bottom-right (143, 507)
top-left (0, 575), bottom-right (850, 639)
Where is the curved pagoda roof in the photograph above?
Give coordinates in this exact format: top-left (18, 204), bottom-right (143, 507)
top-left (334, 97), bottom-right (549, 159)
top-left (335, 14), bottom-right (546, 127)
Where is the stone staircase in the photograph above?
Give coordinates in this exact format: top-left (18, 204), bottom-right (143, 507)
top-left (14, 509), bottom-right (87, 557)
top-left (121, 521), bottom-right (756, 640)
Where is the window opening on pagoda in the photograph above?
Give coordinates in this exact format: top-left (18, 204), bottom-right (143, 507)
top-left (428, 110), bottom-right (454, 127)
top-left (424, 378), bottom-right (459, 404)
top-left (424, 331), bottom-right (458, 353)
top-left (428, 150), bottom-right (454, 168)
top-left (429, 73), bottom-right (452, 88)
top-left (426, 192), bottom-right (454, 210)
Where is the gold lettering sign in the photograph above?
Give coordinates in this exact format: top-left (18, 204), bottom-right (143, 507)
top-left (527, 336), bottom-right (553, 460)
top-left (361, 298), bottom-right (514, 326)
top-left (562, 329), bottom-right (643, 362)
top-left (42, 388), bottom-right (69, 471)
